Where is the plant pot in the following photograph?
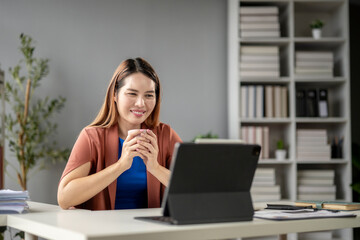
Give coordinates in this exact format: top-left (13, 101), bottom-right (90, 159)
top-left (275, 149), bottom-right (287, 161)
top-left (312, 28), bottom-right (322, 39)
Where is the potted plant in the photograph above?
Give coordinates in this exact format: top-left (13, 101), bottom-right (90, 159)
top-left (310, 19), bottom-right (324, 39)
top-left (275, 139), bottom-right (286, 161)
top-left (4, 34), bottom-right (70, 190)
top-left (192, 131), bottom-right (218, 142)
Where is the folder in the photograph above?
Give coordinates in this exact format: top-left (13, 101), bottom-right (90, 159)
top-left (318, 88), bottom-right (329, 117)
top-left (295, 200), bottom-right (360, 211)
top-left (306, 89), bottom-right (318, 117)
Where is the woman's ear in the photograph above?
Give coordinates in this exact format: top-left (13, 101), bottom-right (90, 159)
top-left (113, 92), bottom-right (117, 103)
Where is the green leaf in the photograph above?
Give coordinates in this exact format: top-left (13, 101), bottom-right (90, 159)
top-left (4, 33), bottom-right (70, 190)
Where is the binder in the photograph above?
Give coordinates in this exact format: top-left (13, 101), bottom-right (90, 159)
top-left (306, 89), bottom-right (318, 117)
top-left (296, 89), bottom-right (306, 117)
top-left (318, 88), bottom-right (329, 117)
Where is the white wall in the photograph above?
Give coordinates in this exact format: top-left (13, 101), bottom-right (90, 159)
top-left (0, 0), bottom-right (227, 204)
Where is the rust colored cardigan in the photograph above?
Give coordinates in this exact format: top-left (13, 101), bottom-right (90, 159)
top-left (60, 123), bottom-right (182, 210)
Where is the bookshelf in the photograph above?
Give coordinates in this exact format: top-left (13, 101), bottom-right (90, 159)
top-left (0, 68), bottom-right (4, 189)
top-left (228, 0), bottom-right (351, 239)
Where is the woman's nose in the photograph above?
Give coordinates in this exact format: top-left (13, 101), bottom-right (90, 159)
top-left (135, 96), bottom-right (145, 107)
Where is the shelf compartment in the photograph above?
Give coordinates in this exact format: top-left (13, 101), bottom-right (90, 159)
top-left (296, 122), bottom-right (349, 160)
top-left (240, 42), bottom-right (291, 77)
top-left (256, 163), bottom-right (294, 201)
top-left (294, 42), bottom-right (347, 78)
top-left (239, 1), bottom-right (290, 38)
top-left (242, 122), bottom-right (292, 159)
top-left (294, 1), bottom-right (347, 38)
top-left (295, 81), bottom-right (348, 118)
top-left (297, 163), bottom-right (351, 201)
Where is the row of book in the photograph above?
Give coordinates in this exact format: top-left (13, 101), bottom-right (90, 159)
top-left (295, 51), bottom-right (334, 77)
top-left (297, 129), bottom-right (331, 161)
top-left (239, 6), bottom-right (280, 38)
top-left (241, 126), bottom-right (269, 159)
top-left (297, 169), bottom-right (336, 200)
top-left (251, 167), bottom-right (281, 202)
top-left (0, 189), bottom-right (30, 214)
top-left (239, 46), bottom-right (280, 78)
top-left (296, 88), bottom-right (329, 118)
top-left (241, 85), bottom-right (288, 118)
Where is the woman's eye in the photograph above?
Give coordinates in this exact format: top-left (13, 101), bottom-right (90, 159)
top-left (145, 94), bottom-right (154, 98)
top-left (128, 93), bottom-right (137, 96)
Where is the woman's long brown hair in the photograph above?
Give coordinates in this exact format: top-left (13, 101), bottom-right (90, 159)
top-left (88, 58), bottom-right (161, 128)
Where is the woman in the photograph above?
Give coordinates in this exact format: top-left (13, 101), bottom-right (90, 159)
top-left (57, 58), bottom-right (182, 210)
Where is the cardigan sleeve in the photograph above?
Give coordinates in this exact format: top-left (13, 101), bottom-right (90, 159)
top-left (166, 127), bottom-right (182, 168)
top-left (60, 128), bottom-right (93, 181)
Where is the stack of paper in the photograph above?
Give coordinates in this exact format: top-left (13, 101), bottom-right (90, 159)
top-left (297, 170), bottom-right (336, 200)
top-left (296, 129), bottom-right (331, 161)
top-left (0, 189), bottom-right (30, 214)
top-left (295, 51), bottom-right (334, 77)
top-left (251, 168), bottom-right (281, 201)
top-left (239, 46), bottom-right (280, 78)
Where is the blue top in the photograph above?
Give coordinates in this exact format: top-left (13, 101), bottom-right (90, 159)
top-left (115, 138), bottom-right (147, 209)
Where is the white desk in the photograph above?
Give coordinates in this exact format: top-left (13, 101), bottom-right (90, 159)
top-left (3, 202), bottom-right (360, 240)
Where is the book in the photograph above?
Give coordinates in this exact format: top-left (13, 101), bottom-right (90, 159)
top-left (297, 129), bottom-right (327, 137)
top-left (239, 6), bottom-right (279, 15)
top-left (265, 85), bottom-right (274, 117)
top-left (247, 126), bottom-right (256, 144)
top-left (298, 170), bottom-right (335, 178)
top-left (239, 70), bottom-right (280, 78)
top-left (295, 200), bottom-right (360, 211)
top-left (255, 126), bottom-right (263, 158)
top-left (239, 22), bottom-right (280, 30)
top-left (240, 46), bottom-right (279, 55)
top-left (241, 85), bottom-right (248, 118)
top-left (281, 86), bottom-right (288, 118)
top-left (241, 127), bottom-right (248, 143)
top-left (252, 193), bottom-right (281, 202)
top-left (297, 145), bottom-right (331, 153)
top-left (248, 85), bottom-right (255, 118)
top-left (240, 54), bottom-right (279, 62)
top-left (255, 85), bottom-right (264, 118)
top-left (255, 167), bottom-right (275, 177)
top-left (296, 61), bottom-right (333, 68)
top-left (297, 178), bottom-right (334, 186)
top-left (263, 126), bottom-right (269, 158)
top-left (240, 30), bottom-right (280, 38)
top-left (295, 51), bottom-right (334, 61)
top-left (251, 185), bottom-right (280, 194)
top-left (274, 85), bottom-right (281, 118)
top-left (297, 193), bottom-right (336, 201)
top-left (239, 15), bottom-right (278, 23)
top-left (239, 62), bottom-right (279, 70)
top-left (298, 185), bottom-right (336, 194)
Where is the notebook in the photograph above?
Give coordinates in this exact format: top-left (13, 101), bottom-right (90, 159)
top-left (135, 142), bottom-right (261, 225)
top-left (295, 200), bottom-right (360, 211)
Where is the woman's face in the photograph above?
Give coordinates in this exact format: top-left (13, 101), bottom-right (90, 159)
top-left (115, 72), bottom-right (156, 128)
